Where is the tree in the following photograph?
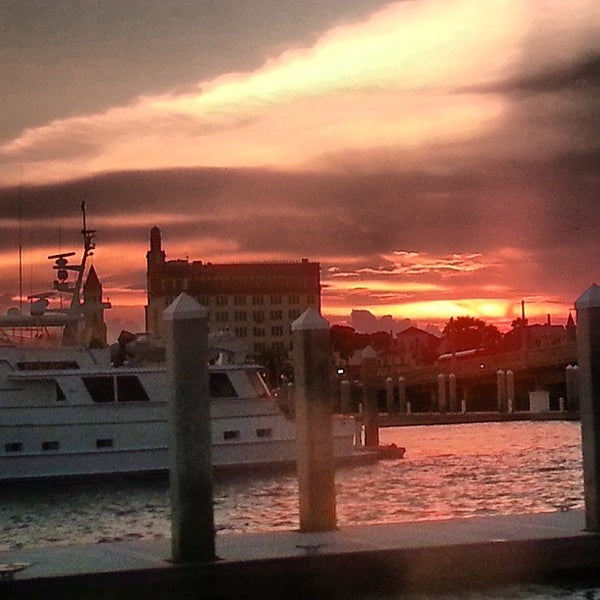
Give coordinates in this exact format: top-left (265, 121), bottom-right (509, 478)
top-left (443, 316), bottom-right (502, 353)
top-left (369, 331), bottom-right (394, 353)
top-left (330, 325), bottom-right (359, 363)
top-left (330, 325), bottom-right (369, 363)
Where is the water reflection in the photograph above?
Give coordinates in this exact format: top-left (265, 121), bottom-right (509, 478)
top-left (0, 421), bottom-right (584, 550)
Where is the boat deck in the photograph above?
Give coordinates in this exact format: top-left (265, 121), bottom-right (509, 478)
top-left (2, 510), bottom-right (600, 599)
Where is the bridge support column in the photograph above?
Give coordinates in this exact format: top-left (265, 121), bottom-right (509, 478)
top-left (449, 373), bottom-right (457, 413)
top-left (497, 369), bottom-right (507, 412)
top-left (566, 364), bottom-right (579, 412)
top-left (437, 374), bottom-right (447, 413)
top-left (340, 379), bottom-right (351, 414)
top-left (461, 385), bottom-right (469, 413)
top-left (506, 370), bottom-right (515, 413)
top-left (575, 284), bottom-right (600, 531)
top-left (385, 376), bottom-right (394, 414)
top-left (398, 376), bottom-right (407, 413)
top-left (361, 346), bottom-right (379, 447)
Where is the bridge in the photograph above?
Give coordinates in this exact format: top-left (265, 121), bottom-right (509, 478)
top-left (343, 342), bottom-right (579, 415)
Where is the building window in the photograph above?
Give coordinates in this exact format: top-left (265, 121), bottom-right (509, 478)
top-left (288, 294), bottom-right (300, 304)
top-left (216, 311), bottom-right (229, 322)
top-left (209, 372), bottom-right (239, 398)
top-left (272, 341), bottom-right (285, 351)
top-left (216, 295), bottom-right (228, 306)
top-left (4, 442), bottom-right (23, 452)
top-left (42, 441), bottom-right (60, 451)
top-left (234, 327), bottom-right (248, 337)
top-left (271, 325), bottom-right (284, 336)
top-left (233, 295), bottom-right (247, 306)
top-left (307, 295), bottom-right (316, 304)
top-left (253, 327), bottom-right (266, 337)
top-left (256, 428), bottom-right (273, 438)
top-left (234, 311), bottom-right (247, 322)
top-left (223, 430), bottom-right (240, 441)
top-left (270, 294), bottom-right (282, 304)
top-left (197, 295), bottom-right (209, 306)
top-left (252, 294), bottom-right (264, 305)
top-left (252, 310), bottom-right (265, 323)
top-left (270, 310), bottom-right (283, 320)
top-left (96, 438), bottom-right (114, 449)
top-left (254, 342), bottom-right (266, 353)
top-left (289, 309), bottom-right (301, 320)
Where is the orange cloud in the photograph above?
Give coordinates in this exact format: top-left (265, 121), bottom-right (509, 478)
top-left (3, 0), bottom-right (596, 185)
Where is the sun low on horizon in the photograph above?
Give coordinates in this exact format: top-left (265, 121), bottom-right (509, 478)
top-left (0, 0), bottom-right (597, 339)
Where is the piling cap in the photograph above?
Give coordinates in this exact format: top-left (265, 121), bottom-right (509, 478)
top-left (163, 292), bottom-right (207, 320)
top-left (291, 307), bottom-right (329, 331)
top-left (575, 284), bottom-right (600, 310)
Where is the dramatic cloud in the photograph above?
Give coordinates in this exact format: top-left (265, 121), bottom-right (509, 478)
top-left (0, 0), bottom-right (598, 336)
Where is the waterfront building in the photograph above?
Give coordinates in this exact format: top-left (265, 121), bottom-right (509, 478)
top-left (145, 227), bottom-right (321, 364)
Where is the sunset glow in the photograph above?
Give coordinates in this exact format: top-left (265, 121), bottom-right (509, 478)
top-left (0, 0), bottom-right (598, 339)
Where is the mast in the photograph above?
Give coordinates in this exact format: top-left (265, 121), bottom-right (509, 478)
top-left (18, 186), bottom-right (23, 315)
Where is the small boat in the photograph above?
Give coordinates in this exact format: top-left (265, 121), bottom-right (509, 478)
top-left (374, 443), bottom-right (406, 460)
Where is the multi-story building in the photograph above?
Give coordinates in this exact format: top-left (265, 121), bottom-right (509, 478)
top-left (145, 227), bottom-right (321, 361)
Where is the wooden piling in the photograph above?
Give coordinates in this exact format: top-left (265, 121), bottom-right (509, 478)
top-left (575, 284), bottom-right (600, 531)
top-left (292, 308), bottom-right (336, 532)
top-left (164, 293), bottom-right (215, 563)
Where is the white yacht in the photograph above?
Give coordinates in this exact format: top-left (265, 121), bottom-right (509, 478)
top-left (0, 204), bottom-right (365, 481)
top-left (0, 347), bottom-right (361, 481)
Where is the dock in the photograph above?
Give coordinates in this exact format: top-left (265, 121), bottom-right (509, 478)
top-left (377, 410), bottom-right (580, 427)
top-left (2, 510), bottom-right (600, 599)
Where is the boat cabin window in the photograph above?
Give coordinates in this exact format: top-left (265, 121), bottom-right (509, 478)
top-left (83, 376), bottom-right (115, 403)
top-left (256, 428), bottom-right (272, 438)
top-left (96, 438), bottom-right (114, 449)
top-left (56, 383), bottom-right (66, 402)
top-left (4, 442), bottom-right (23, 452)
top-left (223, 430), bottom-right (240, 440)
top-left (42, 441), bottom-right (60, 451)
top-left (209, 373), bottom-right (238, 398)
top-left (116, 376), bottom-right (150, 402)
top-left (246, 370), bottom-right (270, 399)
top-left (17, 361), bottom-right (79, 370)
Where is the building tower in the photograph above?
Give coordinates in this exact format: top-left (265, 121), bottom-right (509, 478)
top-left (82, 265), bottom-right (108, 347)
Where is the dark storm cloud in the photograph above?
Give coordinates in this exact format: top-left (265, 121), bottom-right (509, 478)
top-left (0, 155), bottom-right (597, 260)
top-left (457, 54), bottom-right (600, 95)
top-left (0, 0), bottom-right (392, 143)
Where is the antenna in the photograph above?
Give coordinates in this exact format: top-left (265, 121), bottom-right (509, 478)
top-left (18, 186), bottom-right (23, 314)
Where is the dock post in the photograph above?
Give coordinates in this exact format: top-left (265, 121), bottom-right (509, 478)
top-left (497, 369), bottom-right (506, 412)
top-left (385, 377), bottom-right (394, 414)
top-left (398, 376), bottom-right (407, 413)
top-left (292, 308), bottom-right (336, 532)
top-left (575, 284), bottom-right (600, 531)
top-left (340, 379), bottom-right (351, 414)
top-left (361, 346), bottom-right (379, 447)
top-left (566, 364), bottom-right (579, 412)
top-left (437, 373), bottom-right (447, 414)
top-left (506, 370), bottom-right (515, 412)
top-left (449, 373), bottom-right (457, 413)
top-left (164, 293), bottom-right (215, 563)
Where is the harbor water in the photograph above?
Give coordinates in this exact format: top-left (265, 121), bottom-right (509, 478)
top-left (0, 420), bottom-right (583, 551)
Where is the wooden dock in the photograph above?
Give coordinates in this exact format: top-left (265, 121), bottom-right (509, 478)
top-left (2, 510), bottom-right (599, 599)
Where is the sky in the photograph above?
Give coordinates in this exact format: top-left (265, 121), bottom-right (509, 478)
top-left (0, 0), bottom-right (599, 339)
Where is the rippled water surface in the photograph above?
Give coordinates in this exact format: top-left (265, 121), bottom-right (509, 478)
top-left (0, 421), bottom-right (583, 551)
